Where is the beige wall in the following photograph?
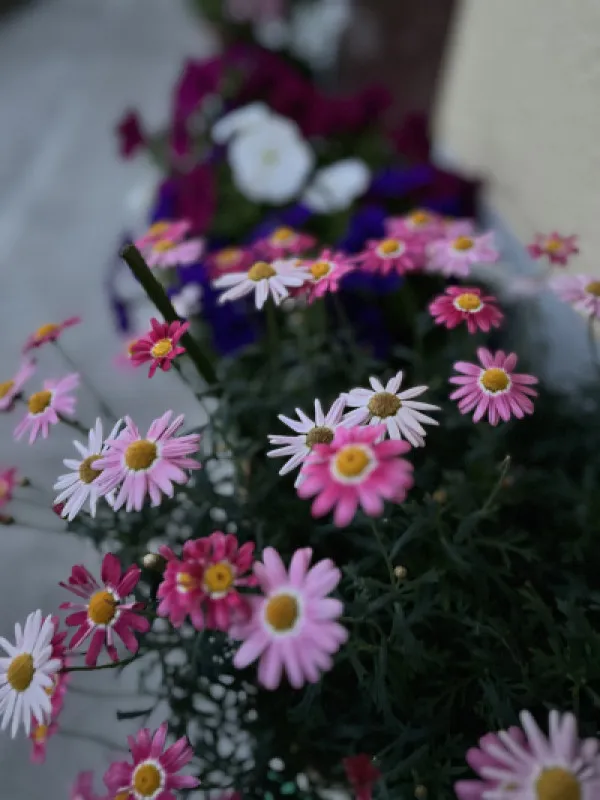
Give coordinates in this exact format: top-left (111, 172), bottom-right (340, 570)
top-left (434, 0), bottom-right (600, 270)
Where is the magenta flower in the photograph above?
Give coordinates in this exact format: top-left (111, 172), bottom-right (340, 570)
top-left (103, 723), bottom-right (199, 800)
top-left (93, 411), bottom-right (201, 512)
top-left (253, 226), bottom-right (316, 259)
top-left (116, 110), bottom-right (146, 159)
top-left (135, 220), bottom-right (204, 269)
top-left (450, 348), bottom-right (538, 425)
top-left (59, 552), bottom-right (149, 666)
top-left (355, 235), bottom-right (425, 276)
top-left (304, 250), bottom-right (354, 303)
top-left (23, 317), bottom-right (81, 353)
top-left (70, 771), bottom-right (105, 800)
top-left (130, 319), bottom-right (189, 378)
top-left (205, 246), bottom-right (254, 280)
top-left (157, 532), bottom-right (257, 631)
top-left (550, 274), bottom-right (600, 318)
top-left (14, 373), bottom-right (79, 444)
top-left (429, 286), bottom-right (504, 334)
top-left (528, 231), bottom-right (579, 265)
top-left (455, 726), bottom-right (528, 799)
top-left (385, 209), bottom-right (445, 242)
top-left (297, 424), bottom-right (414, 527)
top-left (427, 232), bottom-right (498, 278)
top-left (0, 359), bottom-right (36, 412)
top-left (343, 754), bottom-right (382, 800)
top-left (0, 467), bottom-right (18, 510)
top-left (231, 547), bottom-right (348, 689)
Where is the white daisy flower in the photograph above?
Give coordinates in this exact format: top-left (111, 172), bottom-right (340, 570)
top-left (343, 371), bottom-right (440, 447)
top-left (53, 417), bottom-right (122, 521)
top-left (213, 258), bottom-right (310, 310)
top-left (267, 397), bottom-right (346, 485)
top-left (211, 102), bottom-right (271, 145)
top-left (0, 610), bottom-right (61, 737)
top-left (302, 158), bottom-right (371, 213)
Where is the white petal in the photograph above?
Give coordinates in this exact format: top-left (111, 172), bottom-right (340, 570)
top-left (212, 102), bottom-right (272, 144)
top-left (302, 159), bottom-right (370, 213)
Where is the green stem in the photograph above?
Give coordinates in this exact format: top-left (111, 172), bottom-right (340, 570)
top-left (371, 522), bottom-right (395, 584)
top-left (120, 244), bottom-right (218, 387)
top-left (265, 299), bottom-right (279, 373)
top-left (61, 653), bottom-right (139, 673)
top-left (59, 415), bottom-right (89, 435)
top-left (480, 455), bottom-right (511, 516)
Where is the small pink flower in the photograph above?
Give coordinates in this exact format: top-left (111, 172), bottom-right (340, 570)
top-left (355, 235), bottom-right (425, 276)
top-left (14, 373), bottom-right (79, 444)
top-left (253, 227), bottom-right (316, 259)
top-left (0, 359), bottom-right (36, 411)
top-left (0, 467), bottom-right (18, 510)
top-left (385, 209), bottom-right (445, 242)
top-left (59, 552), bottom-right (150, 666)
top-left (343, 754), bottom-right (382, 800)
top-left (70, 771), bottom-right (105, 800)
top-left (205, 246), bottom-right (254, 280)
top-left (23, 317), bottom-right (81, 353)
top-left (429, 286), bottom-right (504, 334)
top-left (231, 547), bottom-right (348, 689)
top-left (551, 274), bottom-right (600, 318)
top-left (528, 231), bottom-right (579, 265)
top-left (29, 694), bottom-right (63, 764)
top-left (135, 220), bottom-right (204, 269)
top-left (450, 348), bottom-right (538, 425)
top-left (103, 723), bottom-right (199, 800)
top-left (114, 336), bottom-right (141, 372)
top-left (116, 110), bottom-right (146, 159)
top-left (427, 232), bottom-right (498, 278)
top-left (304, 249), bottom-right (354, 303)
top-left (454, 727), bottom-right (528, 800)
top-left (93, 411), bottom-right (201, 512)
top-left (297, 424), bottom-right (414, 527)
top-left (157, 532), bottom-right (257, 631)
top-left (130, 318), bottom-right (189, 378)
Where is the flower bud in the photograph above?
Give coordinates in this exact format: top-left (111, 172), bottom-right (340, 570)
top-left (394, 565), bottom-right (408, 580)
top-left (142, 553), bottom-right (166, 573)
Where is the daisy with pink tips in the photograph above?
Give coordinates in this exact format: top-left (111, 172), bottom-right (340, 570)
top-left (0, 467), bottom-right (18, 511)
top-left (59, 552), bottom-right (150, 666)
top-left (231, 546), bottom-right (348, 690)
top-left (427, 231), bottom-right (498, 278)
top-left (205, 246), bottom-right (254, 279)
top-left (213, 258), bottom-right (311, 310)
top-left (103, 723), bottom-right (199, 800)
top-left (429, 286), bottom-right (504, 334)
top-left (297, 424), bottom-right (414, 527)
top-left (23, 317), bottom-right (81, 353)
top-left (135, 219), bottom-right (204, 269)
top-left (157, 532), bottom-right (257, 631)
top-left (14, 373), bottom-right (79, 444)
top-left (303, 250), bottom-right (354, 303)
top-left (385, 209), bottom-right (445, 241)
top-left (93, 411), bottom-right (201, 512)
top-left (355, 234), bottom-right (425, 276)
top-left (455, 725), bottom-right (530, 799)
top-left (254, 226), bottom-right (316, 259)
top-left (550, 274), bottom-right (600, 319)
top-left (528, 231), bottom-right (579, 266)
top-left (70, 771), bottom-right (105, 800)
top-left (129, 318), bottom-right (189, 377)
top-left (0, 359), bottom-right (35, 411)
top-left (450, 348), bottom-right (538, 425)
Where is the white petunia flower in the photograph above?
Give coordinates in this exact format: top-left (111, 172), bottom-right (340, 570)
top-left (211, 102), bottom-right (272, 145)
top-left (267, 397), bottom-right (346, 485)
top-left (289, 0), bottom-right (352, 70)
top-left (343, 371), bottom-right (440, 447)
top-left (213, 258), bottom-right (310, 310)
top-left (171, 284), bottom-right (203, 319)
top-left (302, 158), bottom-right (371, 213)
top-left (228, 115), bottom-right (315, 204)
top-left (0, 610), bottom-right (61, 737)
top-left (53, 418), bottom-right (122, 521)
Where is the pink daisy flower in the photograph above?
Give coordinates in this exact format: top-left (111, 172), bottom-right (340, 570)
top-left (343, 754), bottom-right (382, 800)
top-left (103, 723), bottom-right (199, 800)
top-left (455, 725), bottom-right (529, 799)
top-left (157, 532), bottom-right (257, 631)
top-left (427, 232), bottom-right (498, 278)
top-left (70, 771), bottom-right (105, 800)
top-left (297, 424), bottom-right (414, 527)
top-left (528, 231), bottom-right (579, 265)
top-left (59, 552), bottom-right (150, 666)
top-left (114, 336), bottom-right (143, 371)
top-left (450, 348), bottom-right (538, 425)
top-left (231, 547), bottom-right (348, 690)
top-left (135, 220), bottom-right (204, 269)
top-left (93, 411), bottom-right (201, 512)
top-left (205, 246), bottom-right (254, 280)
top-left (0, 359), bottom-right (36, 411)
top-left (355, 235), bottom-right (425, 276)
top-left (303, 250), bottom-right (354, 303)
top-left (550, 274), bottom-right (600, 318)
top-left (29, 692), bottom-right (63, 764)
top-left (385, 209), bottom-right (445, 242)
top-left (129, 319), bottom-right (189, 378)
top-left (254, 226), bottom-right (316, 259)
top-left (14, 373), bottom-right (79, 444)
top-left (0, 467), bottom-right (18, 510)
top-left (429, 286), bottom-right (504, 334)
top-left (23, 317), bottom-right (81, 353)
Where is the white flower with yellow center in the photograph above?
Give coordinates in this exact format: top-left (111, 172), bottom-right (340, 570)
top-left (213, 258), bottom-right (311, 310)
top-left (0, 610), bottom-right (61, 737)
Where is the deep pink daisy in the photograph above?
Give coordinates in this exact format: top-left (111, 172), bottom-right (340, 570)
top-left (231, 547), bottom-right (348, 689)
top-left (59, 552), bottom-right (150, 666)
top-left (130, 319), bottom-right (189, 378)
top-left (454, 726), bottom-right (529, 800)
top-left (343, 754), bottom-right (382, 800)
top-left (93, 411), bottom-right (201, 512)
top-left (253, 226), bottom-right (316, 259)
top-left (355, 235), bottom-right (425, 276)
top-left (0, 359), bottom-right (36, 411)
top-left (135, 220), bottom-right (204, 269)
top-left (428, 286), bottom-right (504, 334)
top-left (527, 231), bottom-right (579, 265)
top-left (23, 317), bottom-right (81, 353)
top-left (450, 348), bottom-right (538, 425)
top-left (70, 771), bottom-right (105, 800)
top-left (157, 532), bottom-right (257, 631)
top-left (427, 232), bottom-right (498, 278)
top-left (205, 246), bottom-right (254, 280)
top-left (297, 424), bottom-right (414, 527)
top-left (0, 467), bottom-right (18, 510)
top-left (550, 274), bottom-right (600, 319)
top-left (14, 373), bottom-right (79, 444)
top-left (385, 209), bottom-right (445, 242)
top-left (303, 249), bottom-right (354, 303)
top-left (103, 723), bottom-right (199, 800)
top-left (116, 110), bottom-right (146, 159)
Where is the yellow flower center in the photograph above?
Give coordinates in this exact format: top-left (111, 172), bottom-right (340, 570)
top-left (150, 338), bottom-right (173, 359)
top-left (152, 239), bottom-right (175, 253)
top-left (378, 238), bottom-right (401, 255)
top-left (124, 440), bottom-right (158, 471)
top-left (454, 292), bottom-right (483, 312)
top-left (176, 572), bottom-right (200, 592)
top-left (409, 210), bottom-right (431, 226)
top-left (27, 390), bottom-right (52, 415)
top-left (452, 236), bottom-right (474, 251)
top-left (0, 379), bottom-right (14, 399)
top-left (78, 454), bottom-right (102, 485)
top-left (148, 221), bottom-right (170, 238)
top-left (248, 261), bottom-right (276, 281)
top-left (480, 367), bottom-right (510, 393)
top-left (203, 561), bottom-right (235, 594)
top-left (7, 653), bottom-right (35, 692)
top-left (35, 323), bottom-right (59, 339)
top-left (585, 281), bottom-right (600, 297)
top-left (334, 445), bottom-right (371, 478)
top-left (88, 590), bottom-right (118, 625)
top-left (535, 767), bottom-right (581, 800)
top-left (310, 261), bottom-right (331, 280)
top-left (0, 480), bottom-right (8, 498)
top-left (114, 792), bottom-right (130, 800)
top-left (271, 226), bottom-right (295, 244)
top-left (262, 148), bottom-right (279, 166)
top-left (265, 593), bottom-right (299, 632)
top-left (544, 237), bottom-right (563, 254)
top-left (132, 763), bottom-right (162, 797)
top-left (368, 392), bottom-right (402, 418)
top-left (305, 426), bottom-right (335, 448)
top-left (216, 247), bottom-right (241, 267)
top-left (32, 724), bottom-right (48, 743)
